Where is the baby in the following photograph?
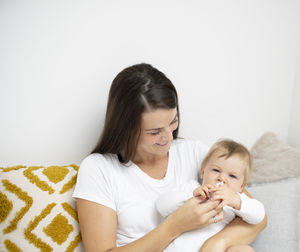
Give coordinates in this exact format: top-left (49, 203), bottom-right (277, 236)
top-left (156, 139), bottom-right (265, 252)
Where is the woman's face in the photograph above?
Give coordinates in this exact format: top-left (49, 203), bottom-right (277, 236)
top-left (135, 108), bottom-right (178, 160)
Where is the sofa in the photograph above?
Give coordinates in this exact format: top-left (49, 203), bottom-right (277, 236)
top-left (1, 132), bottom-right (300, 252)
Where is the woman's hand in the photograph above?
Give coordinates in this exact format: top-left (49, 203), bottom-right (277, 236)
top-left (167, 197), bottom-right (223, 236)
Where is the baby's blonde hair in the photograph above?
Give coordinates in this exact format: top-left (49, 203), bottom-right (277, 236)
top-left (201, 139), bottom-right (252, 184)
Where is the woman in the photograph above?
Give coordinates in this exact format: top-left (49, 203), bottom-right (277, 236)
top-left (73, 63), bottom-right (266, 252)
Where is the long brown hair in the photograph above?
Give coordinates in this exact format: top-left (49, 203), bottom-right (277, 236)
top-left (92, 63), bottom-right (179, 163)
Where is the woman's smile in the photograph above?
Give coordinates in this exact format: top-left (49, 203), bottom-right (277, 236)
top-left (156, 142), bottom-right (169, 147)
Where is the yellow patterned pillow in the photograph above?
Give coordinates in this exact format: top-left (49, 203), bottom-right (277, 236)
top-left (0, 165), bottom-right (84, 252)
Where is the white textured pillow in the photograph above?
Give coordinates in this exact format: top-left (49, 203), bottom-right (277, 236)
top-left (250, 132), bottom-right (300, 184)
top-left (248, 176), bottom-right (300, 252)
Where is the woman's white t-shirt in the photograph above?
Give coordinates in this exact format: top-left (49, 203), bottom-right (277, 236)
top-left (72, 139), bottom-right (208, 247)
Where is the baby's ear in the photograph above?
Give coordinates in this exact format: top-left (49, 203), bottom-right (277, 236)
top-left (240, 182), bottom-right (247, 193)
top-left (200, 167), bottom-right (204, 179)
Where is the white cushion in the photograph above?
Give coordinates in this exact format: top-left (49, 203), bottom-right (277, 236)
top-left (248, 176), bottom-right (300, 252)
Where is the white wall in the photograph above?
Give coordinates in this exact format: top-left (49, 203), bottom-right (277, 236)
top-left (1, 0), bottom-right (300, 166)
top-left (288, 41), bottom-right (300, 148)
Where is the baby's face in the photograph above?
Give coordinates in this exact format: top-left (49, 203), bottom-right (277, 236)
top-left (201, 151), bottom-right (246, 193)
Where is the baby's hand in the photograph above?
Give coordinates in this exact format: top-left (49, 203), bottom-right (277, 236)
top-left (193, 184), bottom-right (214, 202)
top-left (209, 185), bottom-right (241, 210)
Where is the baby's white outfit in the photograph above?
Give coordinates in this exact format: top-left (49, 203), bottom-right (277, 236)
top-left (156, 180), bottom-right (265, 252)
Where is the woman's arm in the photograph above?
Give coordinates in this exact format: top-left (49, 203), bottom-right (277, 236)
top-left (199, 189), bottom-right (267, 252)
top-left (77, 197), bottom-right (222, 252)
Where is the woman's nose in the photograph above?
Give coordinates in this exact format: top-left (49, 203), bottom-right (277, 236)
top-left (161, 127), bottom-right (173, 141)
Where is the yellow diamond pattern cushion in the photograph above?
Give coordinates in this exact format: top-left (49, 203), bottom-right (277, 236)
top-left (0, 165), bottom-right (83, 252)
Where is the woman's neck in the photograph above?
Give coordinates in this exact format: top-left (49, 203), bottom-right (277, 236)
top-left (133, 153), bottom-right (167, 165)
top-left (133, 153), bottom-right (169, 179)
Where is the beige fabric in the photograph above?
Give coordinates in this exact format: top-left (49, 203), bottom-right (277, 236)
top-left (250, 132), bottom-right (300, 184)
